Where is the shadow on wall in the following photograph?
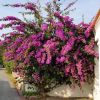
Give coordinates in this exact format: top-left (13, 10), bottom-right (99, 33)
top-left (48, 83), bottom-right (93, 98)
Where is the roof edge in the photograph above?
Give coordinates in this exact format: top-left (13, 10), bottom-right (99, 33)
top-left (91, 9), bottom-right (100, 28)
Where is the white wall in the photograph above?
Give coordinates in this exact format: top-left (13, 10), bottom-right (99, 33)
top-left (93, 17), bottom-right (100, 100)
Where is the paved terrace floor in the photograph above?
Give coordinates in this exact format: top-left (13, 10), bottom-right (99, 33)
top-left (0, 66), bottom-right (20, 100)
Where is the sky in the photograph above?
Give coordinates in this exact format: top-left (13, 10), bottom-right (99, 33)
top-left (0, 0), bottom-right (100, 35)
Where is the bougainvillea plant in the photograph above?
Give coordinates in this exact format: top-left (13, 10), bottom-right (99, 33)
top-left (0, 0), bottom-right (98, 96)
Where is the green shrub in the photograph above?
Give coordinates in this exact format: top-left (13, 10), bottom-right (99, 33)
top-left (0, 56), bottom-right (3, 65)
top-left (3, 60), bottom-right (15, 73)
top-left (0, 46), bottom-right (4, 65)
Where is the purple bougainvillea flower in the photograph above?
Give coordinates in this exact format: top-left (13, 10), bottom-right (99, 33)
top-left (63, 16), bottom-right (70, 21)
top-left (41, 23), bottom-right (48, 31)
top-left (68, 31), bottom-right (74, 35)
top-left (0, 24), bottom-right (6, 30)
top-left (55, 22), bottom-right (64, 29)
top-left (25, 3), bottom-right (36, 11)
top-left (54, 11), bottom-right (63, 19)
top-left (1, 16), bottom-right (20, 21)
top-left (0, 41), bottom-right (4, 46)
top-left (24, 58), bottom-right (30, 64)
top-left (6, 3), bottom-right (24, 7)
top-left (32, 72), bottom-right (40, 82)
top-left (61, 37), bottom-right (76, 55)
top-left (56, 56), bottom-right (65, 63)
top-left (85, 29), bottom-right (90, 38)
top-left (45, 48), bottom-right (52, 64)
top-left (55, 29), bottom-right (66, 40)
top-left (85, 23), bottom-right (93, 38)
top-left (65, 65), bottom-right (71, 75)
top-left (13, 24), bottom-right (25, 32)
top-left (41, 53), bottom-right (46, 64)
top-left (76, 60), bottom-right (83, 76)
top-left (54, 11), bottom-right (60, 17)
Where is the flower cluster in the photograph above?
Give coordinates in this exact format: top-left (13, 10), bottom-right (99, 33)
top-left (0, 1), bottom-right (98, 94)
